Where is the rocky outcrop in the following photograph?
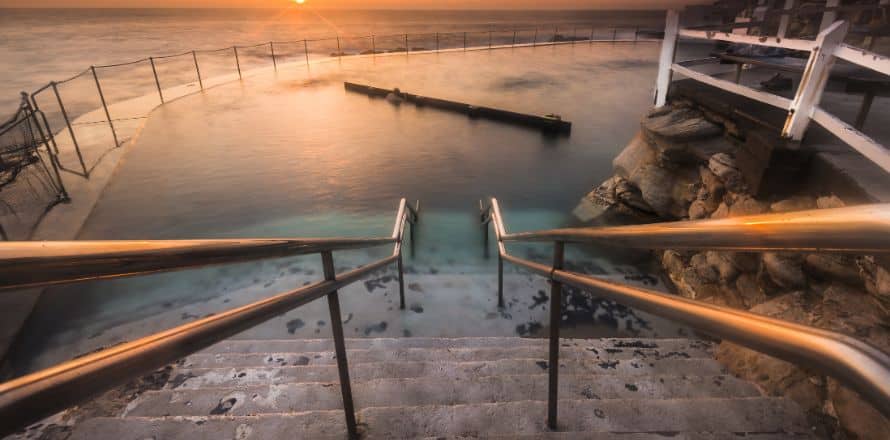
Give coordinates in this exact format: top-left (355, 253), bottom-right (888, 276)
top-left (576, 99), bottom-right (890, 439)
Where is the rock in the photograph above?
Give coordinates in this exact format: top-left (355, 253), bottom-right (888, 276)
top-left (770, 196), bottom-right (816, 213)
top-left (708, 153), bottom-right (747, 194)
top-left (735, 272), bottom-right (768, 307)
top-left (858, 256), bottom-right (890, 308)
top-left (710, 202), bottom-right (730, 219)
top-left (817, 283), bottom-right (889, 347)
top-left (804, 254), bottom-right (862, 286)
top-left (690, 253), bottom-right (719, 283)
top-left (628, 165), bottom-right (675, 218)
top-left (727, 194), bottom-right (768, 217)
top-left (613, 178), bottom-right (652, 213)
top-left (675, 266), bottom-right (722, 300)
top-left (716, 292), bottom-right (826, 412)
top-left (816, 194), bottom-right (845, 209)
top-left (827, 378), bottom-right (890, 440)
top-left (762, 253), bottom-right (807, 289)
top-left (573, 177), bottom-right (656, 223)
top-left (661, 250), bottom-right (687, 276)
top-left (612, 133), bottom-right (657, 179)
top-left (688, 199), bottom-right (712, 219)
top-left (642, 107), bottom-right (722, 142)
top-left (706, 251), bottom-right (740, 282)
top-left (385, 92), bottom-right (404, 104)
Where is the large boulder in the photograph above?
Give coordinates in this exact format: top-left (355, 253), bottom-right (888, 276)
top-left (762, 252), bottom-right (808, 290)
top-left (642, 107), bottom-right (722, 142)
top-left (627, 164), bottom-right (698, 219)
top-left (804, 254), bottom-right (862, 286)
top-left (612, 133), bottom-right (657, 180)
top-left (572, 176), bottom-right (657, 223)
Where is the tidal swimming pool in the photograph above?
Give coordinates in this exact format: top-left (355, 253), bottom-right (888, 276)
top-left (14, 43), bottom-right (697, 374)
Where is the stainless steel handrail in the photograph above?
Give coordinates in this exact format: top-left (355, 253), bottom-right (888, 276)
top-left (484, 198), bottom-right (890, 428)
top-left (0, 198), bottom-right (419, 439)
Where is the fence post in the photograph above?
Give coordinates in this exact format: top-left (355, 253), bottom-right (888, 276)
top-left (777, 0), bottom-right (796, 39)
top-left (321, 251), bottom-right (359, 440)
top-left (612, 28), bottom-right (618, 41)
top-left (820, 0), bottom-right (840, 32)
top-left (23, 93), bottom-right (68, 201)
top-left (572, 27), bottom-right (577, 44)
top-left (90, 66), bottom-right (119, 148)
top-left (489, 30), bottom-right (493, 49)
top-left (28, 92), bottom-right (58, 155)
top-left (149, 57), bottom-right (164, 104)
top-left (783, 20), bottom-right (848, 140)
top-left (270, 42), bottom-right (277, 71)
top-left (192, 51), bottom-right (204, 91)
top-left (554, 25), bottom-right (559, 43)
top-left (304, 40), bottom-right (310, 66)
top-left (547, 241), bottom-right (565, 431)
top-left (464, 32), bottom-right (467, 50)
top-left (590, 26), bottom-right (595, 43)
top-left (233, 47), bottom-right (242, 80)
top-left (371, 35), bottom-right (376, 55)
top-left (654, 10), bottom-right (680, 108)
top-left (51, 82), bottom-right (87, 175)
top-left (634, 26), bottom-right (639, 42)
top-left (533, 27), bottom-right (538, 46)
top-left (405, 33), bottom-right (409, 54)
top-left (337, 35), bottom-right (342, 58)
top-left (512, 30), bottom-right (517, 46)
top-left (436, 32), bottom-right (440, 52)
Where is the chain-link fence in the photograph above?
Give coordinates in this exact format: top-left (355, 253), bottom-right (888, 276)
top-left (1, 25), bottom-right (655, 241)
top-left (0, 96), bottom-right (68, 241)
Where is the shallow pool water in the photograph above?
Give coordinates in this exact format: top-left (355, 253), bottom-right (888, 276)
top-left (14, 43), bottom-right (697, 374)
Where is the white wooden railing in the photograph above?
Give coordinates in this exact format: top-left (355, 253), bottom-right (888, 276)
top-left (654, 10), bottom-right (890, 173)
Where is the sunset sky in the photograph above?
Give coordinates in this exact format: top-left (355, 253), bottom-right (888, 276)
top-left (0, 0), bottom-right (705, 9)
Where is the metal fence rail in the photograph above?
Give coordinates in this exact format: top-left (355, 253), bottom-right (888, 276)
top-left (482, 198), bottom-right (890, 429)
top-left (0, 198), bottom-right (419, 439)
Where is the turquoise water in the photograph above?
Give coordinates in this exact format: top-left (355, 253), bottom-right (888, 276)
top-left (10, 42), bottom-right (699, 375)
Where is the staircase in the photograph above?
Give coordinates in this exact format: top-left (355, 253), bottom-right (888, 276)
top-left (65, 337), bottom-right (815, 439)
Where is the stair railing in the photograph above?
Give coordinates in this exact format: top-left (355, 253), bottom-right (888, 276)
top-left (0, 198), bottom-right (419, 439)
top-left (482, 198), bottom-right (890, 429)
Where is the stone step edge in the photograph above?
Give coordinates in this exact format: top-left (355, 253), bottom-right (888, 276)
top-left (151, 373), bottom-right (747, 393)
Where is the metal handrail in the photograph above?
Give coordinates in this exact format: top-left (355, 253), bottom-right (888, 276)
top-left (0, 198), bottom-right (419, 439)
top-left (484, 198), bottom-right (890, 429)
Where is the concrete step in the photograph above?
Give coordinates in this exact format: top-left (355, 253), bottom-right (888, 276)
top-left (180, 345), bottom-right (715, 370)
top-left (167, 358), bottom-right (728, 390)
top-left (200, 338), bottom-right (713, 355)
top-left (71, 398), bottom-right (811, 439)
top-left (128, 374), bottom-right (759, 417)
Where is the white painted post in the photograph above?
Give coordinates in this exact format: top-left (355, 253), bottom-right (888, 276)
top-left (783, 20), bottom-right (848, 140)
top-left (820, 0), bottom-right (840, 32)
top-left (777, 0), bottom-right (796, 39)
top-left (654, 10), bottom-right (680, 107)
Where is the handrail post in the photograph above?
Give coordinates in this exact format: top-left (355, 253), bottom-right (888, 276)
top-left (547, 241), bottom-right (565, 431)
top-left (233, 46), bottom-right (242, 80)
top-left (149, 57), bottom-right (164, 104)
top-left (192, 51), bottom-right (204, 91)
top-left (90, 66), bottom-right (119, 148)
top-left (270, 42), bottom-right (277, 71)
top-left (322, 251), bottom-right (359, 440)
top-left (397, 249), bottom-right (406, 310)
top-left (304, 40), bottom-right (310, 66)
top-left (654, 10), bottom-right (680, 107)
top-left (51, 81), bottom-right (83, 172)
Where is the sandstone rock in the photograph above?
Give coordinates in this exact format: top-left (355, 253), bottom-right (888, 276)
top-left (642, 107), bottom-right (722, 142)
top-left (728, 194), bottom-right (768, 217)
top-left (687, 199), bottom-right (712, 219)
top-left (762, 253), bottom-right (807, 289)
top-left (661, 250), bottom-right (686, 276)
top-left (735, 272), bottom-right (768, 307)
top-left (817, 283), bottom-right (889, 347)
top-left (804, 254), bottom-right (862, 286)
top-left (708, 153), bottom-right (748, 194)
top-left (827, 378), bottom-right (890, 440)
top-left (612, 133), bottom-right (657, 180)
top-left (706, 251), bottom-right (740, 283)
top-left (770, 196), bottom-right (816, 213)
top-left (573, 177), bottom-right (656, 223)
top-left (646, 105), bottom-right (672, 118)
top-left (816, 194), bottom-right (845, 209)
top-left (710, 202), bottom-right (730, 219)
top-left (690, 253), bottom-right (720, 283)
top-left (629, 165), bottom-right (675, 218)
top-left (858, 256), bottom-right (890, 309)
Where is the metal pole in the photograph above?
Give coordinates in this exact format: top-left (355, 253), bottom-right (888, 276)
top-left (634, 27), bottom-right (639, 42)
top-left (304, 40), bottom-right (310, 66)
top-left (149, 57), bottom-right (164, 104)
top-left (436, 32), bottom-right (439, 52)
top-left (51, 83), bottom-right (85, 175)
top-left (337, 36), bottom-right (342, 59)
top-left (405, 34), bottom-right (409, 54)
top-left (28, 92), bottom-right (58, 155)
top-left (371, 35), bottom-right (376, 55)
top-left (322, 251), bottom-right (359, 440)
top-left (612, 28), bottom-right (617, 41)
top-left (233, 47), bottom-right (242, 80)
top-left (270, 42), bottom-right (277, 71)
top-left (397, 251), bottom-right (406, 310)
top-left (497, 256), bottom-right (504, 308)
top-left (572, 27), bottom-right (577, 44)
top-left (512, 30), bottom-right (517, 46)
top-left (463, 32), bottom-right (467, 51)
top-left (90, 66), bottom-right (119, 148)
top-left (23, 94), bottom-right (68, 201)
top-left (489, 30), bottom-right (493, 49)
top-left (590, 26), bottom-right (595, 43)
top-left (192, 51), bottom-right (204, 91)
top-left (533, 27), bottom-right (538, 46)
top-left (547, 241), bottom-right (565, 431)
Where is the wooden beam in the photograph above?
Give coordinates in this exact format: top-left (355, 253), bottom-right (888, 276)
top-left (671, 63), bottom-right (793, 109)
top-left (655, 10), bottom-right (680, 107)
top-left (834, 44), bottom-right (890, 77)
top-left (811, 107), bottom-right (890, 173)
top-left (679, 29), bottom-right (816, 52)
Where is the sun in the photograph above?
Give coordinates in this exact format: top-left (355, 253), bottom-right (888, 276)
top-left (293, 0), bottom-right (305, 4)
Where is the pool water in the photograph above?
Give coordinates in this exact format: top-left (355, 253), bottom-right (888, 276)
top-left (13, 43), bottom-right (696, 374)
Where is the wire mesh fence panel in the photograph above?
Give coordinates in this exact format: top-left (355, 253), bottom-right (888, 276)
top-left (0, 102), bottom-right (67, 240)
top-left (194, 48), bottom-right (241, 87)
top-left (339, 36), bottom-right (374, 56)
top-left (236, 44), bottom-right (274, 73)
top-left (154, 52), bottom-right (203, 97)
top-left (436, 32), bottom-right (465, 51)
top-left (271, 41), bottom-right (309, 66)
top-left (29, 86), bottom-right (87, 177)
top-left (53, 70), bottom-right (116, 174)
top-left (374, 34), bottom-right (410, 54)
